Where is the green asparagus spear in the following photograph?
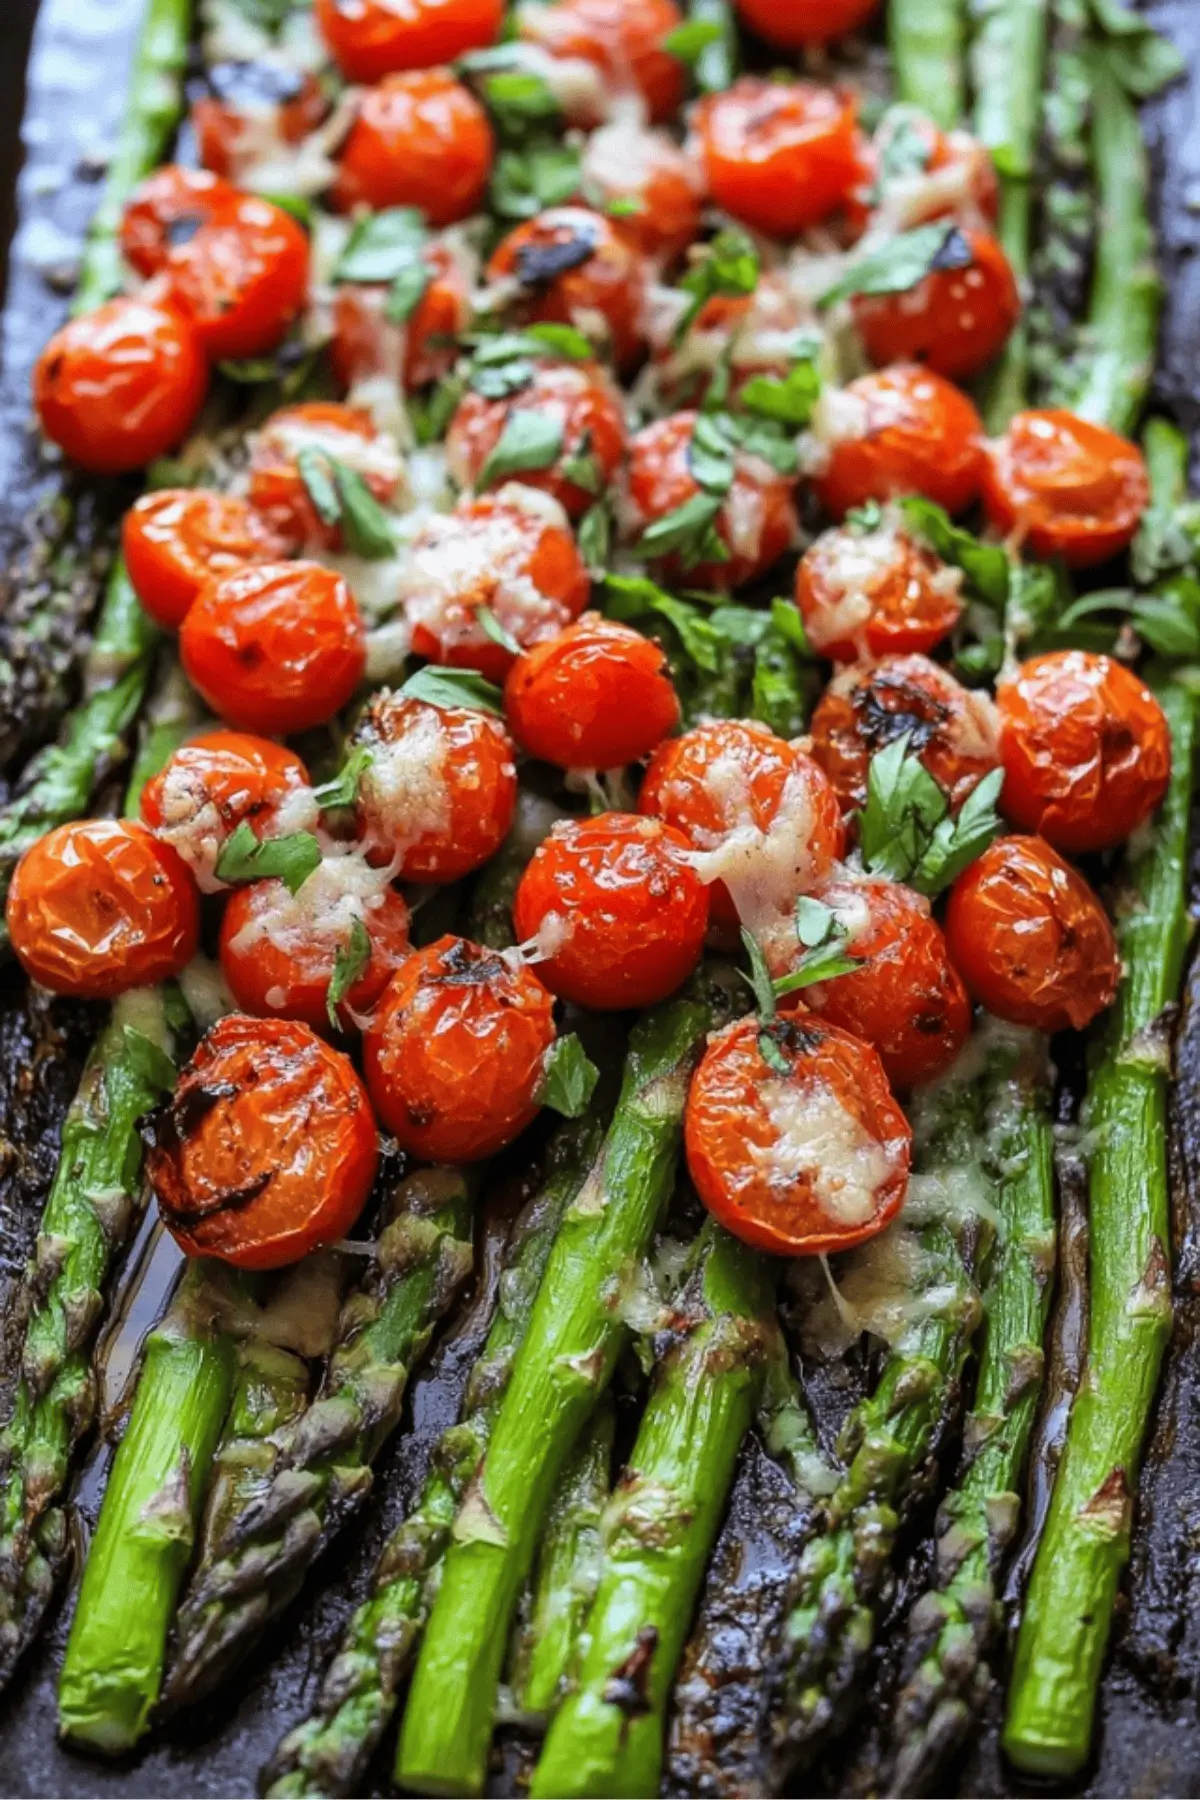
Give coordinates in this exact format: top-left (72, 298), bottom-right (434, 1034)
top-left (122, 655), bottom-right (209, 819)
top-left (263, 1116), bottom-right (605, 1799)
top-left (1003, 677), bottom-right (1198, 1777)
top-left (396, 990), bottom-right (717, 1797)
top-left (530, 1222), bottom-right (776, 1798)
top-left (889, 0), bottom-right (965, 128)
top-left (57, 1260), bottom-right (240, 1752)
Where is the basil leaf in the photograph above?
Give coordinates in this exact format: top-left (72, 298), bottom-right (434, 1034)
top-left (846, 499), bottom-right (885, 533)
top-left (314, 745), bottom-right (374, 812)
top-left (739, 927), bottom-right (777, 1020)
top-left (676, 228), bottom-right (759, 340)
top-left (578, 499), bottom-right (611, 573)
top-left (525, 322), bottom-right (595, 359)
top-left (636, 492), bottom-right (727, 567)
top-left (913, 767), bottom-right (1005, 896)
top-left (857, 737), bottom-right (1004, 896)
top-left (772, 942), bottom-right (860, 997)
top-left (899, 495), bottom-right (1011, 606)
top-left (331, 460), bottom-right (396, 558)
top-left (795, 895), bottom-right (837, 948)
top-left (401, 665), bottom-right (505, 715)
top-left (683, 0), bottom-right (736, 92)
top-left (482, 68), bottom-right (561, 134)
top-left (471, 357), bottom-right (538, 400)
top-left (476, 604), bottom-right (522, 656)
top-left (662, 19), bottom-right (723, 64)
top-left (1132, 584), bottom-right (1200, 658)
top-left (603, 573), bottom-right (724, 672)
top-left (215, 822), bottom-right (323, 895)
top-left (735, 418), bottom-right (799, 478)
top-left (478, 411), bottom-right (564, 488)
top-left (296, 447), bottom-right (341, 526)
top-left (122, 1026), bottom-right (177, 1097)
top-left (560, 429), bottom-right (603, 496)
top-left (604, 195), bottom-right (643, 218)
top-left (539, 1033), bottom-right (600, 1118)
top-left (218, 355), bottom-right (283, 385)
top-left (818, 224), bottom-right (973, 311)
top-left (492, 141), bottom-right (582, 220)
top-left (739, 361), bottom-right (820, 429)
top-left (385, 259), bottom-right (432, 325)
top-left (688, 413), bottom-right (737, 496)
top-left (756, 1024), bottom-right (792, 1076)
top-left (327, 918), bottom-right (372, 1032)
top-left (336, 207), bottom-right (428, 284)
top-left (770, 596), bottom-right (811, 655)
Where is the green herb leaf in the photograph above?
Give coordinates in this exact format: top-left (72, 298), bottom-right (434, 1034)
top-left (846, 499), bottom-right (885, 534)
top-left (898, 495), bottom-right (1011, 606)
top-left (739, 360), bottom-right (820, 429)
top-left (795, 895), bottom-right (837, 948)
top-left (296, 447), bottom-right (341, 526)
top-left (539, 1033), bottom-right (600, 1118)
top-left (876, 107), bottom-right (936, 180)
top-left (1087, 0), bottom-right (1186, 97)
top-left (331, 460), bottom-right (397, 558)
top-left (327, 918), bottom-right (372, 1032)
top-left (523, 322), bottom-right (594, 359)
top-left (385, 258), bottom-right (432, 324)
top-left (740, 927), bottom-right (777, 1020)
top-left (560, 429), bottom-right (604, 496)
top-left (314, 745), bottom-right (374, 812)
top-left (662, 18), bottom-right (723, 65)
top-left (688, 413), bottom-right (737, 496)
top-left (676, 228), bottom-right (759, 341)
top-left (122, 1026), bottom-right (177, 1097)
top-left (215, 822), bottom-right (323, 895)
top-left (492, 140), bottom-right (583, 220)
top-left (476, 604), bottom-right (522, 656)
top-left (818, 223), bottom-right (973, 310)
top-left (734, 417), bottom-right (799, 477)
top-left (603, 573), bottom-right (724, 671)
top-left (683, 0), bottom-right (736, 92)
top-left (218, 355), bottom-right (284, 385)
top-left (401, 665), bottom-right (505, 715)
top-left (770, 596), bottom-right (811, 655)
top-left (1133, 582), bottom-right (1200, 657)
top-left (578, 498), bottom-right (611, 572)
top-left (756, 1024), bottom-right (792, 1075)
top-left (482, 67), bottom-right (561, 134)
top-left (772, 942), bottom-right (860, 997)
top-left (477, 410), bottom-right (564, 488)
top-left (857, 737), bottom-right (1004, 895)
top-left (260, 191), bottom-right (313, 230)
top-left (603, 195), bottom-right (643, 218)
top-left (636, 491), bottom-right (727, 567)
top-left (336, 207), bottom-right (428, 284)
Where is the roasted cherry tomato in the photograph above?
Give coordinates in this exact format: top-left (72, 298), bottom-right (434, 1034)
top-left (180, 561), bottom-right (366, 736)
top-left (504, 613), bottom-right (679, 769)
top-left (981, 409), bottom-right (1150, 568)
top-left (146, 1014), bottom-right (379, 1269)
top-left (122, 489), bottom-right (284, 630)
top-left (220, 855), bottom-right (412, 1034)
top-left (332, 70), bottom-right (494, 225)
top-left (684, 1011), bottom-right (911, 1257)
top-left (516, 0), bottom-right (685, 125)
top-left (692, 77), bottom-right (860, 238)
top-left (7, 819), bottom-right (199, 1000)
top-left (734, 0), bottom-right (879, 47)
top-left (447, 359), bottom-right (627, 520)
top-left (513, 813), bottom-right (709, 1009)
top-left (814, 364), bottom-right (985, 520)
top-left (192, 65), bottom-right (330, 182)
top-left (626, 410), bottom-right (798, 590)
top-left (364, 934), bottom-right (555, 1160)
top-left (810, 652), bottom-right (1001, 815)
top-left (945, 835), bottom-right (1120, 1032)
top-left (853, 227), bottom-right (1020, 381)
top-left (795, 513), bottom-right (963, 661)
top-left (330, 243), bottom-right (470, 394)
top-left (141, 729), bottom-right (314, 889)
top-left (770, 875), bottom-right (970, 1088)
top-left (34, 295), bottom-right (208, 476)
top-left (161, 191), bottom-right (310, 362)
top-left (639, 719), bottom-right (844, 948)
top-left (119, 164), bottom-right (239, 276)
top-left (580, 122), bottom-right (704, 265)
top-left (352, 692), bottom-right (517, 881)
top-left (400, 490), bottom-right (590, 681)
top-left (316, 0), bottom-right (504, 81)
top-left (248, 401), bottom-right (403, 549)
top-left (844, 110), bottom-right (999, 241)
top-left (486, 207), bottom-right (645, 372)
top-left (651, 274), bottom-right (805, 410)
top-left (996, 650), bottom-right (1171, 854)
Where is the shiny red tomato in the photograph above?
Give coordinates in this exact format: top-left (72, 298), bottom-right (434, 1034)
top-left (734, 0), bottom-right (879, 46)
top-left (330, 243), bottom-right (470, 393)
top-left (446, 359), bottom-right (627, 520)
top-left (7, 819), bottom-right (199, 1000)
top-left (981, 409), bottom-right (1150, 567)
top-left (122, 489), bottom-right (285, 630)
top-left (34, 295), bottom-right (208, 476)
top-left (684, 1012), bottom-right (911, 1257)
top-left (353, 692), bottom-right (517, 881)
top-left (180, 561), bottom-right (366, 736)
top-left (316, 0), bottom-right (504, 80)
top-left (146, 1014), bottom-right (379, 1269)
top-left (517, 0), bottom-right (686, 125)
top-left (853, 228), bottom-right (1020, 381)
top-left (161, 192), bottom-right (310, 361)
top-left (119, 164), bottom-right (239, 276)
top-left (513, 813), bottom-right (709, 1008)
top-left (248, 401), bottom-right (403, 549)
top-left (945, 835), bottom-right (1120, 1032)
top-left (815, 364), bottom-right (985, 519)
top-left (192, 69), bottom-right (329, 182)
top-left (141, 730), bottom-right (313, 889)
top-left (486, 207), bottom-right (646, 372)
top-left (402, 494), bottom-right (589, 681)
top-left (692, 77), bottom-right (860, 237)
top-left (364, 934), bottom-right (555, 1160)
top-left (504, 613), bottom-right (679, 769)
top-left (996, 650), bottom-right (1171, 854)
top-left (580, 122), bottom-right (704, 265)
top-left (795, 515), bottom-right (963, 660)
top-left (332, 70), bottom-right (494, 225)
top-left (810, 652), bottom-right (1001, 815)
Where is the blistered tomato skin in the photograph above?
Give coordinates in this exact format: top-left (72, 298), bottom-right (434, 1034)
top-left (774, 876), bottom-right (971, 1088)
top-left (6, 820), bottom-right (200, 1000)
top-left (734, 0), bottom-right (879, 46)
top-left (446, 361), bottom-right (627, 521)
top-left (248, 402), bottom-right (403, 550)
top-left (352, 694), bottom-right (518, 882)
top-left (513, 814), bottom-right (709, 1009)
top-left (996, 651), bottom-right (1171, 854)
top-left (516, 0), bottom-right (686, 124)
top-left (141, 730), bottom-right (312, 886)
top-left (693, 78), bottom-right (861, 237)
top-left (486, 207), bottom-right (646, 372)
top-left (330, 244), bottom-right (470, 394)
top-left (853, 228), bottom-right (1020, 381)
top-left (162, 194), bottom-right (311, 362)
top-left (795, 519), bottom-right (964, 661)
top-left (316, 0), bottom-right (504, 81)
top-left (810, 652), bottom-right (1001, 814)
top-left (364, 935), bottom-right (555, 1161)
top-left (504, 614), bottom-right (680, 770)
top-left (945, 835), bottom-right (1120, 1033)
top-left (684, 1013), bottom-right (911, 1258)
top-left (332, 71), bottom-right (494, 225)
top-left (34, 296), bottom-right (208, 477)
top-left (180, 561), bottom-right (366, 737)
top-left (146, 1015), bottom-right (379, 1270)
top-left (815, 365), bottom-right (985, 520)
top-left (981, 409), bottom-right (1151, 568)
top-left (119, 164), bottom-right (239, 275)
top-left (122, 489), bottom-right (285, 630)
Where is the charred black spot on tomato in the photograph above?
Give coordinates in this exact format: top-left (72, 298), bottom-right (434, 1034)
top-left (430, 938), bottom-right (508, 989)
top-left (158, 1166), bottom-right (275, 1225)
top-left (853, 673), bottom-right (949, 754)
top-left (515, 222), bottom-right (599, 287)
top-left (165, 212), bottom-right (206, 249)
top-left (142, 1077), bottom-right (238, 1159)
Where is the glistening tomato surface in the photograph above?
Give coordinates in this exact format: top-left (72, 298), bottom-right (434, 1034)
top-left (162, 193), bottom-right (310, 361)
top-left (141, 730), bottom-right (313, 888)
top-left (944, 835), bottom-right (1120, 1032)
top-left (516, 0), bottom-right (685, 124)
top-left (981, 409), bottom-right (1150, 567)
top-left (146, 1014), bottom-right (379, 1269)
top-left (814, 365), bottom-right (985, 519)
top-left (248, 401), bottom-right (403, 549)
top-left (504, 613), bottom-right (679, 769)
top-left (996, 651), bottom-right (1171, 853)
top-left (331, 70), bottom-right (494, 224)
top-left (734, 0), bottom-right (879, 46)
top-left (513, 814), bottom-right (709, 1008)
top-left (684, 1012), bottom-right (911, 1257)
top-left (693, 78), bottom-right (860, 237)
top-left (6, 820), bottom-right (199, 1000)
top-left (180, 561), bottom-right (366, 736)
top-left (122, 489), bottom-right (284, 630)
top-left (34, 295), bottom-right (208, 476)
top-left (795, 516), bottom-right (963, 660)
top-left (487, 207), bottom-right (645, 371)
top-left (119, 164), bottom-right (238, 275)
top-left (330, 244), bottom-right (470, 393)
top-left (853, 228), bottom-right (1020, 380)
top-left (363, 935), bottom-right (555, 1160)
top-left (316, 0), bottom-right (504, 80)
top-left (446, 360), bottom-right (627, 520)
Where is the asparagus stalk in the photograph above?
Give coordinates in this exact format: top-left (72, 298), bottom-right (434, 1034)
top-left (529, 1222), bottom-right (776, 1799)
top-left (263, 1115), bottom-right (605, 1799)
top-left (122, 656), bottom-right (208, 819)
top-left (889, 0), bottom-right (965, 128)
top-left (162, 1167), bottom-right (476, 1705)
top-left (57, 1260), bottom-right (240, 1752)
top-left (396, 989), bottom-right (718, 1797)
top-left (885, 1033), bottom-right (1056, 1795)
top-left (1026, 0), bottom-right (1094, 405)
top-left (1003, 676), bottom-right (1198, 1777)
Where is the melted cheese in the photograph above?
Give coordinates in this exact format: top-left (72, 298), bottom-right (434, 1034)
top-left (256, 413), bottom-right (405, 494)
top-left (756, 1077), bottom-right (896, 1226)
top-left (150, 763), bottom-right (319, 893)
top-left (686, 757), bottom-right (824, 949)
top-left (360, 701), bottom-right (453, 851)
top-left (227, 845), bottom-right (397, 958)
top-left (398, 487), bottom-right (568, 651)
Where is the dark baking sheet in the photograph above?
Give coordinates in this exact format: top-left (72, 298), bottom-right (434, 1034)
top-left (3, 2), bottom-right (1200, 1794)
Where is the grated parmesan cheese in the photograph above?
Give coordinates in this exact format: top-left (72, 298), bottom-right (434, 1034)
top-left (755, 1076), bottom-right (898, 1227)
